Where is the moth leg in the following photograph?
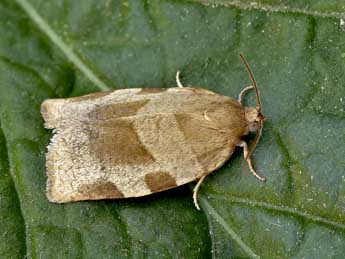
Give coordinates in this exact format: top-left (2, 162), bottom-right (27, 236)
top-left (176, 71), bottom-right (184, 88)
top-left (237, 141), bottom-right (266, 181)
top-left (238, 85), bottom-right (254, 104)
top-left (193, 175), bottom-right (207, 210)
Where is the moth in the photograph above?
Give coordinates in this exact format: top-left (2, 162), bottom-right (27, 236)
top-left (41, 54), bottom-right (266, 210)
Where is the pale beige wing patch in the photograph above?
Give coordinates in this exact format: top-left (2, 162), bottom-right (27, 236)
top-left (41, 88), bottom-right (142, 128)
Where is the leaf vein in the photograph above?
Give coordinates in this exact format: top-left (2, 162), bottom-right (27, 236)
top-left (211, 195), bottom-right (345, 231)
top-left (189, 0), bottom-right (345, 19)
top-left (200, 197), bottom-right (260, 259)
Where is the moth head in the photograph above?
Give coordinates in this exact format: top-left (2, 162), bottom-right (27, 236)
top-left (240, 53), bottom-right (265, 159)
top-left (245, 107), bottom-right (264, 132)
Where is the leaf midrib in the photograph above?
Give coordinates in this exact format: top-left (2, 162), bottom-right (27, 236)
top-left (14, 0), bottom-right (110, 92)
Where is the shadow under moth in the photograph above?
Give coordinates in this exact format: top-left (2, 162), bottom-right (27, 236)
top-left (41, 54), bottom-right (266, 210)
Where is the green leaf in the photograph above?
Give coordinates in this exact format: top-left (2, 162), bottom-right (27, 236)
top-left (0, 0), bottom-right (344, 258)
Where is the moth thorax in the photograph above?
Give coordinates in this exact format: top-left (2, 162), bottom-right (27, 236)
top-left (245, 107), bottom-right (260, 132)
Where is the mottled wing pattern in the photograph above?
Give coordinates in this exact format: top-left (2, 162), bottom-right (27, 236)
top-left (42, 88), bottom-right (247, 202)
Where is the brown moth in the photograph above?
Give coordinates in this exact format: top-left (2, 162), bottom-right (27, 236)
top-left (41, 54), bottom-right (266, 210)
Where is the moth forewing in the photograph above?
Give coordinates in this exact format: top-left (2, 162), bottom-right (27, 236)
top-left (42, 54), bottom-right (266, 209)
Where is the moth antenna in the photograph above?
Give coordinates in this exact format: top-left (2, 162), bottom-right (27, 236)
top-left (239, 53), bottom-right (262, 111)
top-left (239, 54), bottom-right (265, 179)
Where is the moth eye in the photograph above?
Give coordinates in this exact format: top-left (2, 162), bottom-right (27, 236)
top-left (249, 122), bottom-right (259, 132)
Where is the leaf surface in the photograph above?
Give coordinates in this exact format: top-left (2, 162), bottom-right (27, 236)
top-left (0, 0), bottom-right (344, 258)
